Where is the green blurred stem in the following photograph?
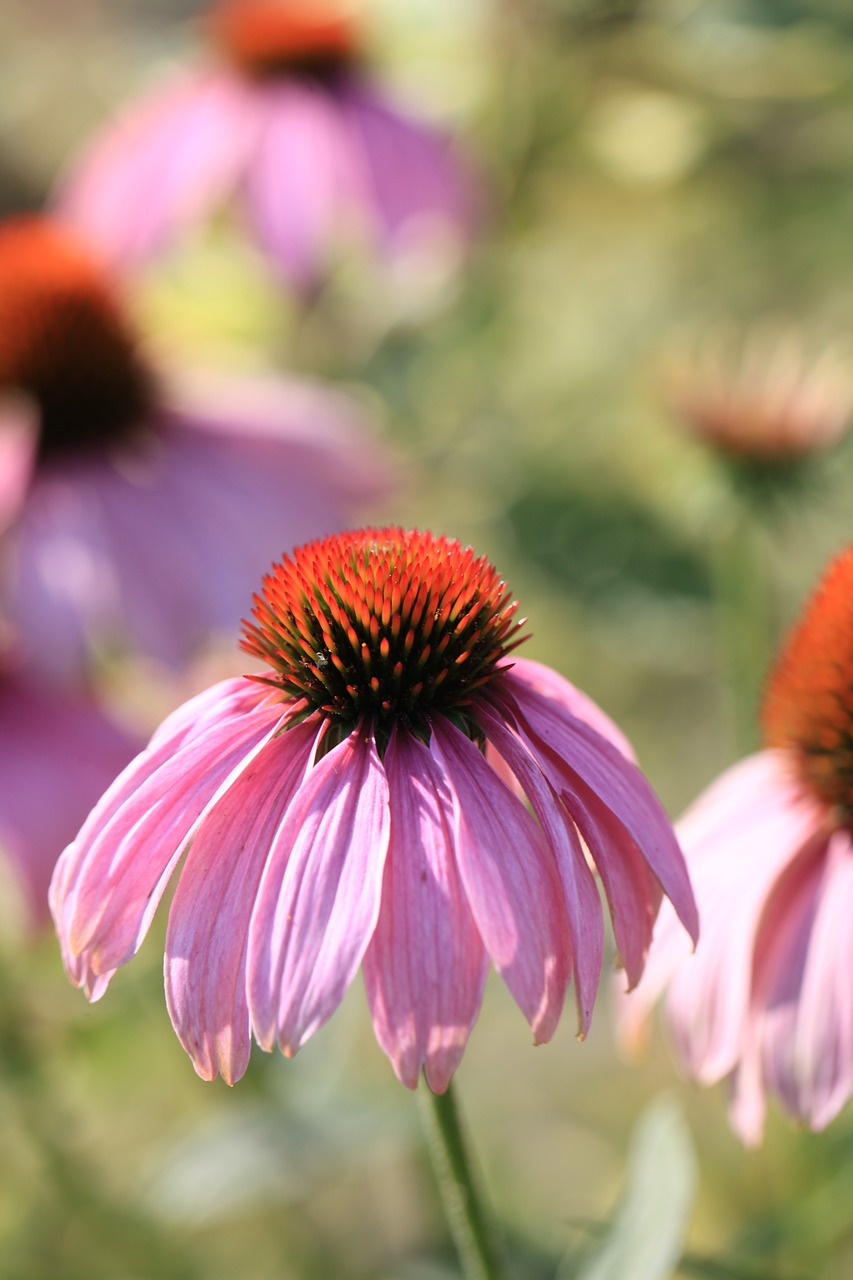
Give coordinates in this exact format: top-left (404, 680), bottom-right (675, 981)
top-left (712, 509), bottom-right (775, 755)
top-left (419, 1081), bottom-right (509, 1280)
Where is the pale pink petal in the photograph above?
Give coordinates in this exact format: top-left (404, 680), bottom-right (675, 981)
top-left (243, 80), bottom-right (367, 289)
top-left (429, 717), bottom-right (571, 1044)
top-left (494, 674), bottom-right (699, 945)
top-left (0, 671), bottom-right (139, 926)
top-left (621, 753), bottom-right (820, 1086)
top-left (745, 829), bottom-right (853, 1135)
top-left (500, 657), bottom-right (636, 761)
top-left (363, 728), bottom-right (488, 1092)
top-left (57, 72), bottom-right (255, 268)
top-left (247, 729), bottom-right (390, 1056)
top-left (165, 718), bottom-right (319, 1085)
top-left (0, 400), bottom-right (37, 535)
top-left (50, 679), bottom-right (285, 995)
top-left (475, 702), bottom-right (603, 1037)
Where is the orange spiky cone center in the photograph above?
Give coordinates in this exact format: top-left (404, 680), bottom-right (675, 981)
top-left (763, 543), bottom-right (853, 817)
top-left (0, 218), bottom-right (154, 461)
top-left (206, 0), bottom-right (360, 77)
top-left (242, 527), bottom-right (526, 745)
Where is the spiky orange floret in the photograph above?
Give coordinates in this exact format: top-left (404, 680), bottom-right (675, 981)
top-left (763, 543), bottom-right (853, 814)
top-left (0, 218), bottom-right (153, 459)
top-left (242, 527), bottom-right (526, 737)
top-left (206, 0), bottom-right (359, 76)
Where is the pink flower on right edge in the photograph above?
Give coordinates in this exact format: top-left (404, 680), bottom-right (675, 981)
top-left (618, 541), bottom-right (853, 1144)
top-left (56, 0), bottom-right (476, 293)
top-left (50, 526), bottom-right (697, 1091)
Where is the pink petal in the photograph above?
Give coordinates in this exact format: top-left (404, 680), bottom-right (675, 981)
top-left (243, 80), bottom-right (367, 289)
top-left (362, 728), bottom-right (488, 1092)
top-left (501, 657), bottom-right (636, 761)
top-left (247, 729), bottom-right (390, 1056)
top-left (429, 717), bottom-right (571, 1044)
top-left (339, 77), bottom-right (473, 246)
top-left (50, 679), bottom-right (285, 995)
top-left (57, 71), bottom-right (254, 267)
top-left (620, 753), bottom-right (820, 1090)
top-left (0, 671), bottom-right (139, 927)
top-left (493, 675), bottom-right (699, 945)
top-left (475, 702), bottom-right (603, 1037)
top-left (744, 827), bottom-right (853, 1136)
top-left (0, 400), bottom-right (37, 535)
top-left (165, 718), bottom-right (319, 1085)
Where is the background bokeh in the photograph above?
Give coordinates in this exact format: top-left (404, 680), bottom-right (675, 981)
top-left (1, 0), bottom-right (853, 1276)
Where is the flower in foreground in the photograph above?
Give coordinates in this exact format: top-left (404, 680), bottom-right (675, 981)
top-left (51, 527), bottom-right (697, 1090)
top-left (0, 217), bottom-right (392, 682)
top-left (618, 542), bottom-right (853, 1143)
top-left (57, 0), bottom-right (475, 293)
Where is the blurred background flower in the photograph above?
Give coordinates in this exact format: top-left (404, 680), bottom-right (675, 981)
top-left (617, 542), bottom-right (853, 1147)
top-left (0, 216), bottom-right (395, 685)
top-left (56, 0), bottom-right (477, 297)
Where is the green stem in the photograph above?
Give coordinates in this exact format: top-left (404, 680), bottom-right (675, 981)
top-left (419, 1080), bottom-right (509, 1280)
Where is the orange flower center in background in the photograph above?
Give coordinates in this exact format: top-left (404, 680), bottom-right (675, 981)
top-left (242, 527), bottom-right (525, 745)
top-left (206, 0), bottom-right (360, 77)
top-left (0, 219), bottom-right (154, 461)
top-left (763, 543), bottom-right (853, 816)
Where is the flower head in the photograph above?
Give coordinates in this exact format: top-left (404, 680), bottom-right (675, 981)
top-left (618, 542), bottom-right (853, 1143)
top-left (51, 527), bottom-right (697, 1091)
top-left (0, 216), bottom-right (393, 682)
top-left (57, 0), bottom-right (475, 293)
top-left (663, 325), bottom-right (853, 477)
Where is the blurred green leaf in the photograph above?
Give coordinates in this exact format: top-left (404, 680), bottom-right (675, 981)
top-left (567, 1096), bottom-right (697, 1280)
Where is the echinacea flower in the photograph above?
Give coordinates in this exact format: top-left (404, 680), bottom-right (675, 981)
top-left (618, 542), bottom-right (853, 1143)
top-left (0, 217), bottom-right (392, 683)
top-left (663, 325), bottom-right (853, 466)
top-left (57, 0), bottom-right (475, 293)
top-left (50, 526), bottom-right (697, 1091)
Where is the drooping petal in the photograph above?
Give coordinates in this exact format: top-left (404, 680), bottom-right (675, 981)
top-left (247, 729), bottom-right (390, 1057)
top-left (619, 753), bottom-right (820, 1089)
top-left (429, 717), bottom-right (571, 1044)
top-left (363, 728), bottom-right (488, 1092)
top-left (57, 72), bottom-right (255, 268)
top-left (475, 702), bottom-right (603, 1037)
top-left (338, 77), bottom-right (474, 250)
top-left (740, 827), bottom-right (853, 1138)
top-left (501, 657), bottom-right (636, 761)
top-left (243, 80), bottom-right (367, 290)
top-left (50, 679), bottom-right (286, 996)
top-left (165, 717), bottom-right (319, 1085)
top-left (493, 674), bottom-right (698, 945)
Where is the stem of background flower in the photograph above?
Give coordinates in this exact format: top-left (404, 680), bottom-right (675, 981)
top-left (712, 507), bottom-right (775, 756)
top-left (419, 1080), bottom-right (510, 1280)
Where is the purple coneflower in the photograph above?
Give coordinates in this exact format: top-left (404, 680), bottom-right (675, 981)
top-left (51, 526), bottom-right (697, 1090)
top-left (0, 217), bottom-right (392, 683)
top-left (57, 0), bottom-right (475, 293)
top-left (618, 542), bottom-right (853, 1143)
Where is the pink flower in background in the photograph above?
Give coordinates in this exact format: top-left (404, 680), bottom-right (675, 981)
top-left (0, 663), bottom-right (139, 927)
top-left (51, 526), bottom-right (697, 1091)
top-left (57, 0), bottom-right (476, 293)
top-left (0, 217), bottom-right (393, 683)
top-left (618, 543), bottom-right (853, 1144)
top-left (0, 409), bottom-right (139, 927)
